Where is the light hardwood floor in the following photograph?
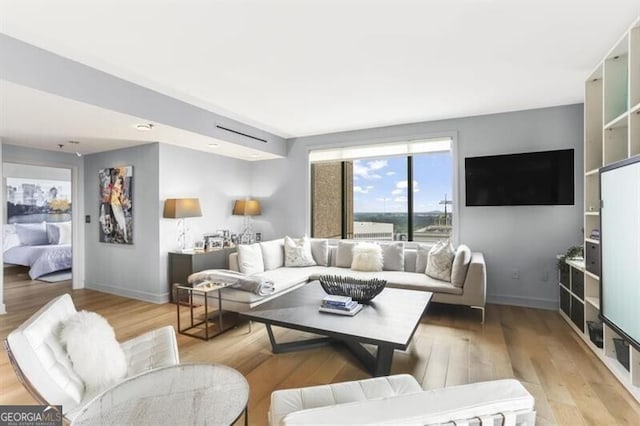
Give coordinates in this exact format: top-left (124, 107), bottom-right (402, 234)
top-left (1, 269), bottom-right (639, 425)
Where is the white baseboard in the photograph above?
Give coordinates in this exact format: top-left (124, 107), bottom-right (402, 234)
top-left (85, 283), bottom-right (169, 304)
top-left (487, 294), bottom-right (558, 310)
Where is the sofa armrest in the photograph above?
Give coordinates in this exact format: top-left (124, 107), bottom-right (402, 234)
top-left (120, 326), bottom-right (179, 377)
top-left (229, 252), bottom-right (240, 272)
top-left (278, 379), bottom-right (534, 426)
top-left (462, 252), bottom-right (486, 308)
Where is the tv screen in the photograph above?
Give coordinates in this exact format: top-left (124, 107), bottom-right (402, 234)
top-left (600, 156), bottom-right (640, 351)
top-left (465, 149), bottom-right (574, 206)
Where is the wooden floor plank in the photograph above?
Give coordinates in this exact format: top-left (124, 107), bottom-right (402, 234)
top-left (2, 267), bottom-right (639, 425)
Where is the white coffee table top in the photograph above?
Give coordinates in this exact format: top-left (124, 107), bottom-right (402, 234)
top-left (72, 363), bottom-right (249, 425)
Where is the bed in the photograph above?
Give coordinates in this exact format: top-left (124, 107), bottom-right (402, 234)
top-left (3, 222), bottom-right (73, 280)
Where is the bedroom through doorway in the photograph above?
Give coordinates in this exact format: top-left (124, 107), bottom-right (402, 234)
top-left (2, 163), bottom-right (73, 312)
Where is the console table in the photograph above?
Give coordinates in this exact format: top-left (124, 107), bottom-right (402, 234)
top-left (168, 247), bottom-right (236, 302)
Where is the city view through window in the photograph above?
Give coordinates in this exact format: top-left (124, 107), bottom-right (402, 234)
top-left (311, 144), bottom-right (453, 242)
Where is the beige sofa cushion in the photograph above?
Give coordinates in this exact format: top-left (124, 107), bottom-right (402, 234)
top-left (380, 242), bottom-right (404, 271)
top-left (237, 243), bottom-right (264, 275)
top-left (451, 244), bottom-right (472, 287)
top-left (336, 241), bottom-right (357, 268)
top-left (260, 239), bottom-right (284, 271)
top-left (415, 244), bottom-right (430, 273)
top-left (310, 239), bottom-right (329, 266)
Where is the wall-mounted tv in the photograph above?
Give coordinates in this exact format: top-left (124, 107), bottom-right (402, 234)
top-left (465, 149), bottom-right (574, 206)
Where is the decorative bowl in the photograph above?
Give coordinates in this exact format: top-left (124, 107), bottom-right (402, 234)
top-left (318, 275), bottom-right (387, 303)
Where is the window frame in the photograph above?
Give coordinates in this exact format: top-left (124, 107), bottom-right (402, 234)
top-left (306, 132), bottom-right (459, 246)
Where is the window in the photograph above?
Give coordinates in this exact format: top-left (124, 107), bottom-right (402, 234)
top-left (310, 138), bottom-right (454, 242)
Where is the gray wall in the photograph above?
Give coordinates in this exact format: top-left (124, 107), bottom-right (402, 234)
top-left (252, 104), bottom-right (585, 309)
top-left (158, 143), bottom-right (252, 296)
top-left (83, 143), bottom-right (163, 302)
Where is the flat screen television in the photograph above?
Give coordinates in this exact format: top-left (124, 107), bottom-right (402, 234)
top-left (465, 149), bottom-right (574, 206)
top-left (600, 156), bottom-right (640, 351)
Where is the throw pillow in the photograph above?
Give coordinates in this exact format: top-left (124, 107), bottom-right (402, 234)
top-left (415, 244), bottom-right (430, 273)
top-left (60, 311), bottom-right (127, 393)
top-left (380, 242), bottom-right (404, 271)
top-left (310, 238), bottom-right (329, 266)
top-left (15, 222), bottom-right (49, 246)
top-left (284, 236), bottom-right (316, 267)
top-left (56, 222), bottom-right (72, 245)
top-left (351, 242), bottom-right (383, 272)
top-left (260, 239), bottom-right (284, 271)
top-left (336, 241), bottom-right (357, 268)
top-left (451, 244), bottom-right (472, 287)
top-left (46, 223), bottom-right (60, 244)
top-left (425, 240), bottom-right (455, 282)
top-left (237, 243), bottom-right (265, 275)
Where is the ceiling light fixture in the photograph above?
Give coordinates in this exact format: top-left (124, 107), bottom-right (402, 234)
top-left (251, 154), bottom-right (260, 158)
top-left (135, 123), bottom-right (154, 132)
top-left (208, 143), bottom-right (219, 148)
top-left (69, 140), bottom-right (82, 157)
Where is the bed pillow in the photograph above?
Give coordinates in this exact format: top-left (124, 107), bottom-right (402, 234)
top-left (284, 236), bottom-right (316, 267)
top-left (3, 224), bottom-right (21, 252)
top-left (60, 311), bottom-right (127, 393)
top-left (351, 242), bottom-right (383, 272)
top-left (46, 223), bottom-right (60, 244)
top-left (57, 222), bottom-right (72, 245)
top-left (425, 240), bottom-right (455, 282)
top-left (15, 222), bottom-right (49, 246)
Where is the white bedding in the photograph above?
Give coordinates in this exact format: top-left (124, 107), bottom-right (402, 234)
top-left (4, 244), bottom-right (72, 279)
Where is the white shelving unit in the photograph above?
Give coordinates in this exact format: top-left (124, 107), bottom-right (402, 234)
top-left (559, 16), bottom-right (640, 403)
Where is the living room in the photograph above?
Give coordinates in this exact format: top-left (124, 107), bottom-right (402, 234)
top-left (1, 1), bottom-right (640, 425)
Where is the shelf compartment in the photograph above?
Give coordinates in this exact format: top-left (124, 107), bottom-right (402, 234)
top-left (632, 346), bottom-right (640, 387)
top-left (631, 108), bottom-right (640, 157)
top-left (585, 75), bottom-right (604, 171)
top-left (603, 37), bottom-right (629, 123)
top-left (585, 296), bottom-right (600, 309)
top-left (584, 172), bottom-right (600, 213)
top-left (603, 116), bottom-right (629, 165)
top-left (584, 215), bottom-right (600, 250)
top-left (630, 25), bottom-right (640, 108)
top-left (584, 237), bottom-right (600, 244)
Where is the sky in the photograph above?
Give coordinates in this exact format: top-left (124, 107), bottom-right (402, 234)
top-left (353, 152), bottom-right (452, 213)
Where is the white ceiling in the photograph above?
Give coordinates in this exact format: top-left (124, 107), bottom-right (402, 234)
top-left (1, 0), bottom-right (639, 143)
top-left (0, 81), bottom-right (280, 160)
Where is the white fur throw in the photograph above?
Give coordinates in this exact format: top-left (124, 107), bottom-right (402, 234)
top-left (60, 311), bottom-right (127, 393)
top-left (351, 242), bottom-right (383, 272)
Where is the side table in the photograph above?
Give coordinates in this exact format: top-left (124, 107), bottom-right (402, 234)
top-left (175, 282), bottom-right (237, 340)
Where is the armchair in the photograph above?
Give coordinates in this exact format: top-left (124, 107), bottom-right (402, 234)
top-left (4, 293), bottom-right (179, 422)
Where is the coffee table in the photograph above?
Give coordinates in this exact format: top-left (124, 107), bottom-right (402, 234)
top-left (240, 281), bottom-right (432, 376)
top-left (72, 364), bottom-right (249, 425)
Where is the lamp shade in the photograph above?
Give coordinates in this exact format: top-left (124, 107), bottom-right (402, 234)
top-left (232, 199), bottom-right (261, 216)
top-left (163, 198), bottom-right (202, 218)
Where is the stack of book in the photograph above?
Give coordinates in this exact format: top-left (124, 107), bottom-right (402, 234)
top-left (319, 295), bottom-right (363, 316)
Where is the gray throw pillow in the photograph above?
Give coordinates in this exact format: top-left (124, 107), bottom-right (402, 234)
top-left (415, 244), bottom-right (430, 273)
top-left (451, 244), bottom-right (472, 287)
top-left (15, 222), bottom-right (49, 246)
top-left (380, 242), bottom-right (404, 271)
top-left (336, 241), bottom-right (357, 268)
top-left (310, 238), bottom-right (329, 266)
top-left (425, 240), bottom-right (455, 282)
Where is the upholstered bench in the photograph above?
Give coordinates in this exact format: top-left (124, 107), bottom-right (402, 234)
top-left (269, 375), bottom-right (535, 425)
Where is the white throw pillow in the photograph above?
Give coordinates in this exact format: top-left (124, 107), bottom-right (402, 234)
top-left (237, 243), bottom-right (265, 275)
top-left (284, 236), bottom-right (316, 267)
top-left (310, 238), bottom-right (329, 266)
top-left (380, 242), bottom-right (404, 271)
top-left (260, 239), bottom-right (284, 271)
top-left (336, 241), bottom-right (357, 268)
top-left (60, 311), bottom-right (127, 393)
top-left (351, 242), bottom-right (383, 272)
top-left (56, 222), bottom-right (72, 245)
top-left (451, 244), bottom-right (472, 287)
top-left (415, 244), bottom-right (430, 273)
top-left (425, 240), bottom-right (455, 282)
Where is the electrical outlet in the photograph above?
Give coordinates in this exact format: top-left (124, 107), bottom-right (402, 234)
top-left (511, 269), bottom-right (520, 280)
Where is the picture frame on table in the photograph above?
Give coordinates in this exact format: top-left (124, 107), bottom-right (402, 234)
top-left (206, 237), bottom-right (224, 249)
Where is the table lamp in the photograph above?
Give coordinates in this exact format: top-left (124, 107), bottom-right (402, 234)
top-left (232, 199), bottom-right (261, 242)
top-left (163, 198), bottom-right (202, 252)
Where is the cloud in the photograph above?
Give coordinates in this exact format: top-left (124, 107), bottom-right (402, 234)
top-left (394, 196), bottom-right (408, 203)
top-left (386, 171), bottom-right (396, 176)
top-left (354, 185), bottom-right (373, 194)
top-left (391, 189), bottom-right (403, 195)
top-left (413, 188), bottom-right (420, 193)
top-left (395, 180), bottom-right (419, 189)
top-left (353, 159), bottom-right (387, 180)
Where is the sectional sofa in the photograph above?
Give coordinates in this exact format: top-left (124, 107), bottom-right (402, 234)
top-left (208, 238), bottom-right (486, 322)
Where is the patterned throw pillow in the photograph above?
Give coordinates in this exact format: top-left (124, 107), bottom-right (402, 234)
top-left (284, 236), bottom-right (317, 267)
top-left (425, 240), bottom-right (455, 282)
top-left (351, 242), bottom-right (383, 272)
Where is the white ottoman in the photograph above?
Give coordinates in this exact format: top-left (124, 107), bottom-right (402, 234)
top-left (269, 375), bottom-right (535, 425)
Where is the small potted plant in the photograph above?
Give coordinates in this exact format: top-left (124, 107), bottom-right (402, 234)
top-left (557, 245), bottom-right (584, 269)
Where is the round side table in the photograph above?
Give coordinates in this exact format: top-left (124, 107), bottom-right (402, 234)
top-left (72, 363), bottom-right (249, 425)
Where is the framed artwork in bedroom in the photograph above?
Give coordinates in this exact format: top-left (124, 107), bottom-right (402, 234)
top-left (98, 166), bottom-right (133, 244)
